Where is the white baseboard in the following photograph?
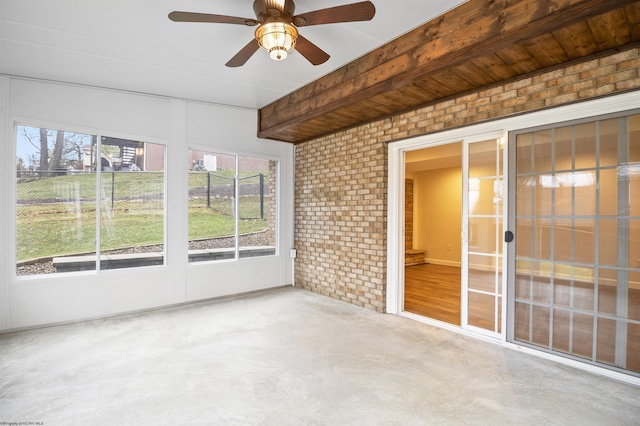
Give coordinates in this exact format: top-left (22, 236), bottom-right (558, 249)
top-left (427, 259), bottom-right (461, 268)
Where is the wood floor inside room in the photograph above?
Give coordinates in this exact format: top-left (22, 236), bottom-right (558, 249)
top-left (404, 264), bottom-right (461, 325)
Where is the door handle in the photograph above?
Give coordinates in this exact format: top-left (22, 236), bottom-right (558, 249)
top-left (505, 230), bottom-right (514, 243)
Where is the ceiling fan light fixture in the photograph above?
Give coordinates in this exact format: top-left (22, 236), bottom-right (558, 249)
top-left (170, 1), bottom-right (375, 67)
top-left (256, 22), bottom-right (298, 61)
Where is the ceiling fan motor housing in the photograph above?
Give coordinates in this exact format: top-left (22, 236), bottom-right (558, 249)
top-left (253, 0), bottom-right (296, 24)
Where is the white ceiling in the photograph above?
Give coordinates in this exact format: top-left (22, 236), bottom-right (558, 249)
top-left (0, 0), bottom-right (466, 110)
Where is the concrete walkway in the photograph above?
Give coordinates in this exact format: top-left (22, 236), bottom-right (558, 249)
top-left (1, 287), bottom-right (638, 425)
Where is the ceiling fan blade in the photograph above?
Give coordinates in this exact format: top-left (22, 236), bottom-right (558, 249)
top-left (295, 34), bottom-right (330, 65)
top-left (226, 39), bottom-right (261, 67)
top-left (293, 1), bottom-right (375, 27)
top-left (168, 11), bottom-right (258, 26)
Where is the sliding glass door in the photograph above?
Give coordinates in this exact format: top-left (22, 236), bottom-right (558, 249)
top-left (462, 137), bottom-right (505, 336)
top-left (508, 111), bottom-right (640, 376)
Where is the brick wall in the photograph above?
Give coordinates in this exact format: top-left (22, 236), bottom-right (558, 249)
top-left (294, 127), bottom-right (387, 311)
top-left (267, 160), bottom-right (277, 246)
top-left (294, 47), bottom-right (640, 312)
top-left (144, 143), bottom-right (165, 171)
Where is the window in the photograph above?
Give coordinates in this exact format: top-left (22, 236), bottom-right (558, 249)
top-left (99, 137), bottom-right (166, 270)
top-left (16, 126), bottom-right (165, 276)
top-left (188, 149), bottom-right (277, 263)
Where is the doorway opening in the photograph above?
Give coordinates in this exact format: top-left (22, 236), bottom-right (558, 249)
top-left (404, 142), bottom-right (462, 325)
top-left (401, 137), bottom-right (506, 335)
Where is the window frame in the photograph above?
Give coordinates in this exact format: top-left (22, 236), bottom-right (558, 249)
top-left (13, 119), bottom-right (169, 278)
top-left (186, 145), bottom-right (280, 265)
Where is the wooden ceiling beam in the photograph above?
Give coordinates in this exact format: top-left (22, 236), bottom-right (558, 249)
top-left (258, 0), bottom-right (639, 143)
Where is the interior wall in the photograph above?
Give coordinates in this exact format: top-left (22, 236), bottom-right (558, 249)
top-left (0, 76), bottom-right (295, 331)
top-left (413, 167), bottom-right (462, 266)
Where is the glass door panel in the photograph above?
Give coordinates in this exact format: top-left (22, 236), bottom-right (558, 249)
top-left (509, 112), bottom-right (640, 377)
top-left (463, 138), bottom-right (504, 336)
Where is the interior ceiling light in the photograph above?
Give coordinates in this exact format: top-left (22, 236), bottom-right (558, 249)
top-left (168, 0), bottom-right (375, 67)
top-left (255, 22), bottom-right (298, 61)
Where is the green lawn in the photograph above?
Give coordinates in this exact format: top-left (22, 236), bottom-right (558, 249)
top-left (17, 203), bottom-right (268, 262)
top-left (16, 172), bottom-right (271, 262)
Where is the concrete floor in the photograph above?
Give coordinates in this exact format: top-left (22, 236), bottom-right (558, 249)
top-left (1, 287), bottom-right (639, 425)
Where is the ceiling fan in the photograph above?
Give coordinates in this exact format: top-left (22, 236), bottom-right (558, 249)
top-left (168, 0), bottom-right (376, 67)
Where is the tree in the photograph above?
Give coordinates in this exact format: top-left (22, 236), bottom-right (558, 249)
top-left (17, 126), bottom-right (93, 174)
top-left (16, 157), bottom-right (25, 177)
top-left (49, 130), bottom-right (65, 172)
top-left (39, 128), bottom-right (49, 171)
top-left (63, 133), bottom-right (85, 170)
top-left (18, 126), bottom-right (90, 172)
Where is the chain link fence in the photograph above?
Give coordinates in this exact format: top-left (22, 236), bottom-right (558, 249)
top-left (16, 170), bottom-right (165, 215)
top-left (188, 171), bottom-right (271, 220)
top-left (17, 171), bottom-right (270, 216)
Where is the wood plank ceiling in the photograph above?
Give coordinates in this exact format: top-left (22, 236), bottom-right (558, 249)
top-left (258, 0), bottom-right (640, 143)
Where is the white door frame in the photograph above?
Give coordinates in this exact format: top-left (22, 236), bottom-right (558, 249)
top-left (387, 130), bottom-right (507, 337)
top-left (386, 91), bottom-right (640, 387)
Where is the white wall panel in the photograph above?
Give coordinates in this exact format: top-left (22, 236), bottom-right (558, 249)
top-left (10, 78), bottom-right (171, 141)
top-left (186, 101), bottom-right (283, 156)
top-left (0, 76), bottom-right (10, 331)
top-left (10, 269), bottom-right (173, 329)
top-left (186, 257), bottom-right (284, 302)
top-left (1, 76), bottom-right (294, 331)
top-left (167, 99), bottom-right (189, 304)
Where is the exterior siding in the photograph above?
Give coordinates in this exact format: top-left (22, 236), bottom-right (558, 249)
top-left (294, 47), bottom-right (640, 312)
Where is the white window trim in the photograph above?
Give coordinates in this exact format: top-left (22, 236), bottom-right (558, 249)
top-left (12, 120), bottom-right (171, 279)
top-left (185, 146), bottom-right (280, 265)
